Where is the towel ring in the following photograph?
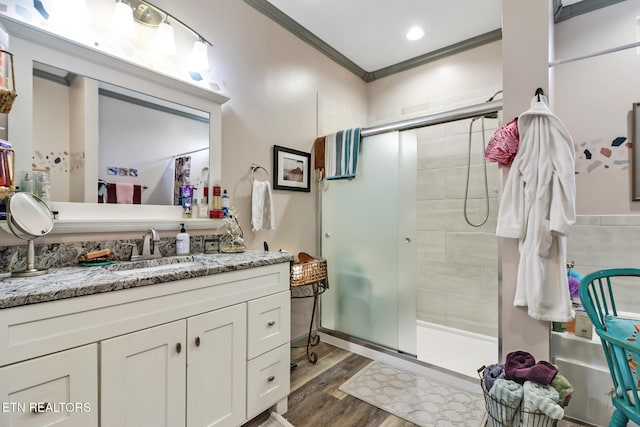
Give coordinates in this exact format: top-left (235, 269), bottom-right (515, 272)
top-left (251, 163), bottom-right (269, 181)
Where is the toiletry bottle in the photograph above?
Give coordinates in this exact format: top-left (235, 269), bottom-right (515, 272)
top-left (212, 186), bottom-right (221, 209)
top-left (176, 223), bottom-right (190, 255)
top-left (20, 172), bottom-right (34, 194)
top-left (221, 189), bottom-right (229, 217)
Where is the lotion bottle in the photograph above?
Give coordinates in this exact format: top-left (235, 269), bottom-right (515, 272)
top-left (176, 223), bottom-right (190, 255)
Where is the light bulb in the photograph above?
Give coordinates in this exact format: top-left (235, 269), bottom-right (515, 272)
top-left (109, 1), bottom-right (137, 39)
top-left (154, 21), bottom-right (176, 55)
top-left (189, 39), bottom-right (209, 71)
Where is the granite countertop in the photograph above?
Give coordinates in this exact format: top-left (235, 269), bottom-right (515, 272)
top-left (0, 250), bottom-right (294, 309)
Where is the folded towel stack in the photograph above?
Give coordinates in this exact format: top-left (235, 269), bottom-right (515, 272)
top-left (482, 351), bottom-right (573, 427)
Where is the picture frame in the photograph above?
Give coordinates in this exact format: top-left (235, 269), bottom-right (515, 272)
top-left (634, 102), bottom-right (640, 201)
top-left (273, 145), bottom-right (311, 192)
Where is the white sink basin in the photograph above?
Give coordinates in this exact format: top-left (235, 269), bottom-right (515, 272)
top-left (110, 262), bottom-right (200, 276)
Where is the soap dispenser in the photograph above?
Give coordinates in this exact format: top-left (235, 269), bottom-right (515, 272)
top-left (176, 223), bottom-right (190, 255)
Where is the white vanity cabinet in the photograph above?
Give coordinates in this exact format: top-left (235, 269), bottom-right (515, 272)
top-left (0, 262), bottom-right (291, 427)
top-left (101, 303), bottom-right (247, 427)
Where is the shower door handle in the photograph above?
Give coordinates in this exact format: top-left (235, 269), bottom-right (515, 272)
top-left (404, 237), bottom-right (411, 243)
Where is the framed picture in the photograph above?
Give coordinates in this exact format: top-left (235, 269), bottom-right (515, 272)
top-left (273, 145), bottom-right (311, 192)
top-left (634, 102), bottom-right (640, 200)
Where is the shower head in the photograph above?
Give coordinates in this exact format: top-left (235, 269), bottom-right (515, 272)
top-left (482, 90), bottom-right (502, 119)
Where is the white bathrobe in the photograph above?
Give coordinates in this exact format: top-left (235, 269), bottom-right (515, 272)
top-left (496, 95), bottom-right (576, 322)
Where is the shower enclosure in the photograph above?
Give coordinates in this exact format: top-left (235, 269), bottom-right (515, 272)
top-left (319, 101), bottom-right (501, 375)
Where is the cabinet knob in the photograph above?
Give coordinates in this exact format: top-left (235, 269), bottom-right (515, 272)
top-left (195, 337), bottom-right (201, 347)
top-left (31, 403), bottom-right (48, 414)
top-left (176, 342), bottom-right (182, 354)
top-left (267, 320), bottom-right (276, 327)
top-left (267, 375), bottom-right (275, 382)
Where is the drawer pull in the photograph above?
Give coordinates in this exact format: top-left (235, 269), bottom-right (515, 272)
top-left (267, 375), bottom-right (276, 382)
top-left (31, 403), bottom-right (48, 413)
top-left (195, 336), bottom-right (201, 347)
top-left (176, 342), bottom-right (182, 354)
top-left (267, 321), bottom-right (276, 326)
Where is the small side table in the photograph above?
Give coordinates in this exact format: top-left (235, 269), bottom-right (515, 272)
top-left (290, 278), bottom-right (329, 364)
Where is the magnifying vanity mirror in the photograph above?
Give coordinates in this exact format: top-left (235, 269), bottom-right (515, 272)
top-left (6, 192), bottom-right (54, 277)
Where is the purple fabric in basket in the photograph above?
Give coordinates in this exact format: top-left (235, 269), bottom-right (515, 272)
top-left (505, 351), bottom-right (558, 385)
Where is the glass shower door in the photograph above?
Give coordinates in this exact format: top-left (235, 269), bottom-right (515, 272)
top-left (320, 131), bottom-right (416, 354)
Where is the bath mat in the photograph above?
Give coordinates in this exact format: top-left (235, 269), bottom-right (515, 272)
top-left (258, 412), bottom-right (294, 427)
top-left (339, 362), bottom-right (485, 427)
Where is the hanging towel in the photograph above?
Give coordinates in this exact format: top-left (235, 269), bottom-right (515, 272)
top-left (522, 381), bottom-right (564, 425)
top-left (314, 136), bottom-right (326, 179)
top-left (106, 183), bottom-right (117, 204)
top-left (133, 184), bottom-right (142, 204)
top-left (488, 379), bottom-right (523, 427)
top-left (325, 128), bottom-right (361, 180)
top-left (252, 180), bottom-right (275, 231)
top-left (115, 183), bottom-right (134, 204)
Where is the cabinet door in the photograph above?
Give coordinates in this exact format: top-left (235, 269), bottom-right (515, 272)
top-left (101, 320), bottom-right (186, 427)
top-left (247, 291), bottom-right (290, 359)
top-left (0, 344), bottom-right (98, 427)
top-left (187, 304), bottom-right (246, 427)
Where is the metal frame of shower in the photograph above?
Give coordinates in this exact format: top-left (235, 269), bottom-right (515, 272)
top-left (316, 97), bottom-right (504, 369)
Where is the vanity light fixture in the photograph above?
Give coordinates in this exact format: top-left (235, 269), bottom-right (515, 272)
top-left (153, 19), bottom-right (177, 55)
top-left (109, 0), bottom-right (137, 39)
top-left (115, 0), bottom-right (213, 69)
top-left (189, 38), bottom-right (210, 71)
top-left (406, 26), bottom-right (424, 41)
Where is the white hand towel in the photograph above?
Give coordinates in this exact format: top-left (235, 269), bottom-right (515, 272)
top-left (252, 180), bottom-right (275, 231)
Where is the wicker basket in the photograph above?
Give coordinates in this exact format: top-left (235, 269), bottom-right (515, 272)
top-left (290, 252), bottom-right (327, 286)
top-left (479, 368), bottom-right (568, 427)
top-left (0, 50), bottom-right (17, 114)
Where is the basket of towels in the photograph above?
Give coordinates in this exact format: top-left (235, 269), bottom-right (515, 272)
top-left (478, 351), bottom-right (573, 427)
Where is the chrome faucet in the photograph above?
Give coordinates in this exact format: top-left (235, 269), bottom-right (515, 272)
top-left (130, 228), bottom-right (162, 261)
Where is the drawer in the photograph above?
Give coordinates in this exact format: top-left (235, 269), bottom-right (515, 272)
top-left (247, 291), bottom-right (290, 359)
top-left (0, 344), bottom-right (98, 427)
top-left (246, 343), bottom-right (290, 419)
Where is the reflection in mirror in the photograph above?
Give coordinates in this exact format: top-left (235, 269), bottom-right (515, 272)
top-left (32, 62), bottom-right (210, 206)
top-left (7, 192), bottom-right (54, 277)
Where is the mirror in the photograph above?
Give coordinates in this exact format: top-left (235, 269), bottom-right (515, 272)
top-left (0, 13), bottom-right (227, 231)
top-left (32, 62), bottom-right (211, 205)
top-left (7, 192), bottom-right (53, 277)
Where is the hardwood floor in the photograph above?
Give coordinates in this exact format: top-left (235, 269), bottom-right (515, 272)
top-left (242, 341), bottom-right (588, 427)
top-left (243, 341), bottom-right (418, 427)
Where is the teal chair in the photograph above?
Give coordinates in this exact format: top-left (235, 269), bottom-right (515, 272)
top-left (579, 268), bottom-right (640, 427)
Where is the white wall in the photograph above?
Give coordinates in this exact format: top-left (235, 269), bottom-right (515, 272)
top-left (553, 0), bottom-right (640, 215)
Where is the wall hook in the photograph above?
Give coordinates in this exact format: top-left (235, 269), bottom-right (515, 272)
top-left (535, 87), bottom-right (544, 102)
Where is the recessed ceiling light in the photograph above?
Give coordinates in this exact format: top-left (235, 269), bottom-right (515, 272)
top-left (406, 26), bottom-right (424, 41)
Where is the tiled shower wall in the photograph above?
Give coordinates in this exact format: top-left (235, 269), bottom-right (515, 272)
top-left (416, 118), bottom-right (500, 338)
top-left (568, 215), bottom-right (640, 313)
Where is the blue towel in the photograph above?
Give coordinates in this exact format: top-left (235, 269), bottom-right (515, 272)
top-left (484, 363), bottom-right (505, 392)
top-left (325, 128), bottom-right (361, 180)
